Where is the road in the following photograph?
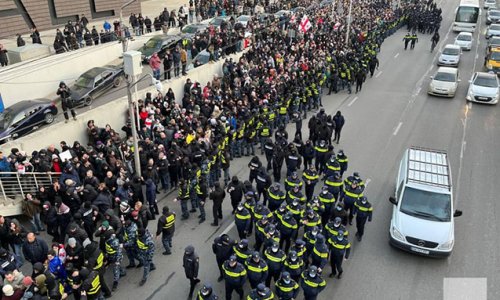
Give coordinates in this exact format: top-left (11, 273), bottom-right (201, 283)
top-left (66, 0), bottom-right (500, 299)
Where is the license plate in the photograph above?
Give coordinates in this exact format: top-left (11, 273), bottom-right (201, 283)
top-left (477, 97), bottom-right (487, 100)
top-left (410, 247), bottom-right (429, 255)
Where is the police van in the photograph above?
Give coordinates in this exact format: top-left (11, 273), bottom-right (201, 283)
top-left (388, 147), bottom-right (462, 257)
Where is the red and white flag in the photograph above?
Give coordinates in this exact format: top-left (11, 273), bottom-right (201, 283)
top-left (290, 14), bottom-right (296, 23)
top-left (300, 15), bottom-right (312, 32)
top-left (333, 22), bottom-right (341, 31)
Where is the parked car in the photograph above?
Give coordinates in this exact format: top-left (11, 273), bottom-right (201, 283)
top-left (70, 66), bottom-right (125, 107)
top-left (486, 9), bottom-right (500, 24)
top-left (466, 71), bottom-right (500, 104)
top-left (188, 49), bottom-right (211, 70)
top-left (209, 16), bottom-right (234, 30)
top-left (0, 99), bottom-right (58, 143)
top-left (428, 67), bottom-right (460, 97)
top-left (486, 23), bottom-right (500, 38)
top-left (454, 32), bottom-right (473, 50)
top-left (487, 35), bottom-right (500, 50)
top-left (181, 23), bottom-right (209, 35)
top-left (138, 35), bottom-right (184, 63)
top-left (236, 15), bottom-right (252, 28)
top-left (274, 10), bottom-right (291, 19)
top-left (437, 44), bottom-right (462, 67)
top-left (484, 0), bottom-right (497, 9)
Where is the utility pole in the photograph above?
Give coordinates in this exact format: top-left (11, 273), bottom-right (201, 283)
top-left (345, 0), bottom-right (353, 47)
top-left (125, 78), bottom-right (142, 177)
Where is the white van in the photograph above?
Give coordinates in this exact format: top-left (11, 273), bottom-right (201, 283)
top-left (389, 147), bottom-right (462, 257)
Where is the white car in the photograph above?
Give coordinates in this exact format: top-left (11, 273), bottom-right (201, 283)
top-left (485, 0), bottom-right (497, 9)
top-left (454, 32), bottom-right (473, 50)
top-left (428, 67), bottom-right (460, 97)
top-left (236, 15), bottom-right (252, 28)
top-left (486, 23), bottom-right (500, 38)
top-left (438, 44), bottom-right (462, 66)
top-left (389, 147), bottom-right (462, 257)
top-left (466, 72), bottom-right (500, 104)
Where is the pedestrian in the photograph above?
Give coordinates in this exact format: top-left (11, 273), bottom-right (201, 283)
top-left (212, 234), bottom-right (235, 282)
top-left (21, 232), bottom-right (48, 266)
top-left (163, 50), bottom-right (173, 81)
top-left (332, 111), bottom-right (345, 144)
top-left (182, 245), bottom-right (200, 298)
top-left (156, 205), bottom-right (176, 255)
top-left (181, 47), bottom-right (188, 75)
top-left (21, 193), bottom-right (44, 234)
top-left (410, 32), bottom-right (418, 49)
top-left (30, 27), bottom-right (42, 44)
top-left (197, 283), bottom-right (218, 299)
top-left (149, 52), bottom-right (162, 80)
top-left (403, 32), bottom-right (411, 50)
top-left (16, 34), bottom-right (25, 47)
top-left (56, 81), bottom-right (77, 123)
top-left (300, 265), bottom-right (326, 300)
top-left (209, 182), bottom-right (225, 226)
top-left (0, 44), bottom-right (8, 67)
top-left (327, 230), bottom-right (350, 279)
top-left (136, 228), bottom-right (156, 286)
top-left (226, 176), bottom-right (244, 213)
top-left (222, 255), bottom-right (246, 300)
top-left (353, 196), bottom-right (373, 241)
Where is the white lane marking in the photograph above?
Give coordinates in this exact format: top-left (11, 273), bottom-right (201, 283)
top-left (394, 53), bottom-right (400, 58)
top-left (476, 54), bottom-right (479, 59)
top-left (365, 178), bottom-right (371, 186)
top-left (347, 96), bottom-right (358, 107)
top-left (455, 102), bottom-right (472, 207)
top-left (416, 87), bottom-right (422, 94)
top-left (375, 71), bottom-right (383, 78)
top-left (393, 122), bottom-right (403, 135)
top-left (477, 41), bottom-right (480, 45)
top-left (221, 221), bottom-right (236, 235)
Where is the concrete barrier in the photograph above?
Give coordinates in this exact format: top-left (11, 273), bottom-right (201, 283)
top-left (7, 44), bottom-right (52, 64)
top-left (0, 51), bottom-right (244, 153)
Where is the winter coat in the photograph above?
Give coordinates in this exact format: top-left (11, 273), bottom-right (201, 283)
top-left (22, 238), bottom-right (48, 264)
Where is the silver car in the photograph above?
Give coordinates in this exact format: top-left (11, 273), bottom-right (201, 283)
top-left (466, 72), bottom-right (500, 104)
top-left (486, 23), bottom-right (500, 38)
top-left (428, 67), bottom-right (460, 97)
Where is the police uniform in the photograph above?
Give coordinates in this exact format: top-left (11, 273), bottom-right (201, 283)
top-left (156, 207), bottom-right (176, 255)
top-left (275, 271), bottom-right (299, 300)
top-left (234, 205), bottom-right (252, 240)
top-left (104, 233), bottom-right (126, 290)
top-left (276, 212), bottom-right (298, 252)
top-left (327, 232), bottom-right (351, 279)
top-left (123, 221), bottom-right (140, 268)
top-left (136, 229), bottom-right (156, 285)
top-left (302, 168), bottom-right (319, 202)
top-left (263, 244), bottom-right (286, 286)
top-left (223, 257), bottom-right (247, 300)
top-left (353, 197), bottom-right (373, 241)
top-left (212, 234), bottom-right (236, 281)
top-left (300, 266), bottom-right (326, 300)
top-left (245, 252), bottom-right (269, 289)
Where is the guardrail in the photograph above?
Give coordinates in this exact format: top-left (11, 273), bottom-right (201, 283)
top-left (0, 172), bottom-right (61, 216)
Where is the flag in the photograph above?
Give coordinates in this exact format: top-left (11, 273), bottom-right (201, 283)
top-left (333, 22), bottom-right (341, 31)
top-left (290, 14), bottom-right (296, 23)
top-left (300, 15), bottom-right (312, 32)
top-left (0, 93), bottom-right (4, 113)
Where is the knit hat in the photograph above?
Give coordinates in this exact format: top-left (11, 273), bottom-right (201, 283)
top-left (2, 285), bottom-right (14, 296)
top-left (22, 276), bottom-right (33, 286)
top-left (52, 154), bottom-right (59, 160)
top-left (67, 238), bottom-right (77, 247)
top-left (101, 220), bottom-right (110, 229)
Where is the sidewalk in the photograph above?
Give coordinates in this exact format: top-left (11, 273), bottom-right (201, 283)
top-left (0, 0), bottom-right (189, 63)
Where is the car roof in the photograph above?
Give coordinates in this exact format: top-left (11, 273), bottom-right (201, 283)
top-left (5, 99), bottom-right (51, 113)
top-left (444, 44), bottom-right (461, 49)
top-left (436, 67), bottom-right (458, 74)
top-left (82, 67), bottom-right (112, 77)
top-left (475, 71), bottom-right (498, 79)
top-left (457, 32), bottom-right (472, 36)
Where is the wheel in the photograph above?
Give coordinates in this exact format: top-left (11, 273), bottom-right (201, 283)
top-left (84, 97), bottom-right (93, 106)
top-left (44, 113), bottom-right (55, 124)
top-left (113, 76), bottom-right (123, 88)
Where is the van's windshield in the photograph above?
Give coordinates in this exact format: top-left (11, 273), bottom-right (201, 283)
top-left (400, 187), bottom-right (451, 222)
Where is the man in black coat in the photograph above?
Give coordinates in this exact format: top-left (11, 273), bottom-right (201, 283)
top-left (332, 111), bottom-right (345, 144)
top-left (183, 245), bottom-right (200, 298)
top-left (212, 234), bottom-right (235, 282)
top-left (22, 232), bottom-right (48, 266)
top-left (209, 182), bottom-right (226, 226)
top-left (226, 176), bottom-right (244, 213)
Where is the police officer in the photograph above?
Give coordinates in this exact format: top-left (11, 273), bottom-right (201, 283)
top-left (302, 165), bottom-right (319, 202)
top-left (212, 234), bottom-right (235, 282)
top-left (353, 196), bottom-right (373, 241)
top-left (285, 146), bottom-right (301, 176)
top-left (310, 234), bottom-right (329, 271)
top-left (302, 140), bottom-right (316, 170)
top-left (276, 212), bottom-right (298, 252)
top-left (325, 172), bottom-right (343, 202)
top-left (284, 250), bottom-right (304, 284)
top-left (259, 122), bottom-right (273, 153)
top-left (314, 140), bottom-right (328, 174)
top-left (195, 176), bottom-right (208, 223)
top-left (104, 229), bottom-right (126, 291)
top-left (303, 226), bottom-right (319, 263)
top-left (324, 155), bottom-right (341, 179)
top-left (267, 183), bottom-right (286, 212)
top-left (234, 203), bottom-right (252, 240)
top-left (287, 185), bottom-right (306, 205)
top-left (245, 251), bottom-right (269, 289)
top-left (197, 283), bottom-right (218, 300)
top-left (286, 198), bottom-right (304, 225)
top-left (156, 206), bottom-right (176, 255)
top-left (83, 238), bottom-right (112, 298)
top-left (318, 186), bottom-right (336, 224)
top-left (256, 167), bottom-right (272, 205)
top-left (264, 242), bottom-right (286, 286)
top-left (403, 32), bottom-right (411, 50)
top-left (183, 245), bottom-right (201, 298)
top-left (342, 179), bottom-right (363, 225)
top-left (254, 215), bottom-right (270, 252)
top-left (272, 143), bottom-right (285, 182)
top-left (275, 271), bottom-right (299, 300)
top-left (327, 230), bottom-right (350, 279)
top-left (301, 209), bottom-right (322, 233)
top-left (263, 138), bottom-right (275, 171)
top-left (233, 239), bottom-right (252, 265)
top-left (332, 203), bottom-right (348, 226)
top-left (410, 32), bottom-right (418, 49)
top-left (300, 265), bottom-right (326, 300)
top-left (123, 220), bottom-right (140, 268)
top-left (227, 176), bottom-right (245, 213)
top-left (223, 255), bottom-right (247, 300)
top-left (78, 267), bottom-right (102, 300)
top-left (325, 217), bottom-right (349, 240)
top-left (175, 179), bottom-right (190, 220)
top-left (248, 156), bottom-right (263, 183)
top-left (248, 283), bottom-right (274, 300)
top-left (136, 228), bottom-right (156, 286)
top-left (284, 172), bottom-right (302, 192)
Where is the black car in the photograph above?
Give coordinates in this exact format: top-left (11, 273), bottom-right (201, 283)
top-left (0, 99), bottom-right (58, 143)
top-left (70, 65), bottom-right (125, 106)
top-left (138, 35), bottom-right (185, 63)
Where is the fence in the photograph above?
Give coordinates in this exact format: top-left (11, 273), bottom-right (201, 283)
top-left (0, 172), bottom-right (61, 216)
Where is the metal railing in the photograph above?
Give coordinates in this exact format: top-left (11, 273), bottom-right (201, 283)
top-left (0, 172), bottom-right (61, 201)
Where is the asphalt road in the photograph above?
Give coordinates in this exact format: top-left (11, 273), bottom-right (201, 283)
top-left (38, 0), bottom-right (499, 299)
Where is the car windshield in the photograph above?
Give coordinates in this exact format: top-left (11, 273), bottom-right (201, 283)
top-left (0, 109), bottom-right (13, 130)
top-left (491, 25), bottom-right (500, 30)
top-left (457, 34), bottom-right (472, 41)
top-left (474, 75), bottom-right (498, 87)
top-left (400, 187), bottom-right (451, 222)
top-left (434, 72), bottom-right (456, 82)
top-left (75, 75), bottom-right (94, 88)
top-left (443, 47), bottom-right (460, 55)
top-left (182, 26), bottom-right (199, 33)
top-left (491, 51), bottom-right (500, 60)
top-left (490, 10), bottom-right (500, 16)
top-left (490, 37), bottom-right (500, 46)
top-left (144, 39), bottom-right (161, 49)
top-left (210, 18), bottom-right (223, 26)
top-left (195, 53), bottom-right (211, 65)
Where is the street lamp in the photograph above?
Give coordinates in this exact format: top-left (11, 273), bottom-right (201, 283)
top-left (123, 50), bottom-right (162, 177)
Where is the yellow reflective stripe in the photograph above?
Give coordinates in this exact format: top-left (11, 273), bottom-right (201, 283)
top-left (281, 219), bottom-right (298, 229)
top-left (246, 263), bottom-right (268, 273)
top-left (315, 147), bottom-right (328, 153)
top-left (303, 173), bottom-right (319, 180)
top-left (236, 213), bottom-right (251, 220)
top-left (234, 248), bottom-right (249, 260)
top-left (105, 242), bottom-right (116, 254)
top-left (313, 247), bottom-right (328, 258)
top-left (276, 282), bottom-right (298, 292)
top-left (344, 190), bottom-right (362, 198)
top-left (223, 265), bottom-right (247, 277)
top-left (95, 252), bottom-right (104, 269)
top-left (88, 275), bottom-right (101, 294)
top-left (318, 196), bottom-right (335, 203)
top-left (265, 252), bottom-right (285, 263)
top-left (327, 165), bottom-right (340, 171)
top-left (137, 239), bottom-right (148, 250)
top-left (355, 202), bottom-right (373, 212)
top-left (325, 180), bottom-right (343, 187)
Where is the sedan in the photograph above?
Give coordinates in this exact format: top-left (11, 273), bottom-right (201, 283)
top-left (138, 35), bottom-right (184, 63)
top-left (70, 65), bottom-right (125, 107)
top-left (486, 24), bottom-right (500, 38)
top-left (188, 49), bottom-right (211, 70)
top-left (0, 99), bottom-right (58, 143)
top-left (485, 0), bottom-right (497, 9)
top-left (455, 32), bottom-right (473, 50)
top-left (209, 16), bottom-right (233, 29)
top-left (236, 15), bottom-right (252, 28)
top-left (487, 9), bottom-right (500, 24)
top-left (466, 72), bottom-right (499, 104)
top-left (438, 44), bottom-right (462, 67)
top-left (181, 23), bottom-right (208, 35)
top-left (428, 67), bottom-right (460, 97)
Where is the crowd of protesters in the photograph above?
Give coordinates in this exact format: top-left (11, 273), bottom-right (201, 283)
top-left (0, 0), bottom-right (443, 299)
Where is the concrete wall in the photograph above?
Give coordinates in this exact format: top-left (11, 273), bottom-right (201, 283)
top-left (0, 51), bottom-right (244, 153)
top-left (0, 33), bottom-right (155, 107)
